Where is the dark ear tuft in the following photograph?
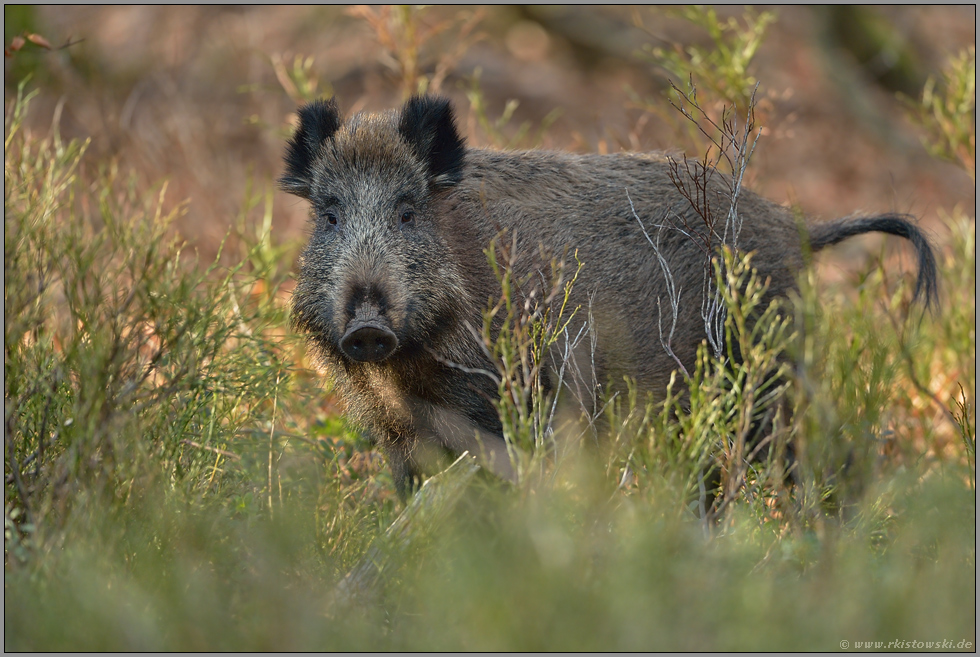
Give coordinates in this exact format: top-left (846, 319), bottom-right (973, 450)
top-left (398, 95), bottom-right (466, 188)
top-left (279, 98), bottom-right (342, 198)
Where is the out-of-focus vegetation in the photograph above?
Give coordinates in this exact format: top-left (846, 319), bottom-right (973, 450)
top-left (4, 5), bottom-right (976, 651)
top-left (908, 46), bottom-right (976, 179)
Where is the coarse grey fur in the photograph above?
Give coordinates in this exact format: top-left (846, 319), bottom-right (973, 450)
top-left (280, 95), bottom-right (938, 499)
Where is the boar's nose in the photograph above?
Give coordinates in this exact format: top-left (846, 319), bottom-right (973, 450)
top-left (340, 320), bottom-right (398, 362)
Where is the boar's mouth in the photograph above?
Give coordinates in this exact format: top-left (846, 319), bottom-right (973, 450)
top-left (339, 299), bottom-right (399, 362)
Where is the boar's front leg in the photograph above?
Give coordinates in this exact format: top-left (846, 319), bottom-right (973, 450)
top-left (381, 436), bottom-right (425, 501)
top-left (382, 401), bottom-right (517, 501)
top-left (431, 408), bottom-right (516, 483)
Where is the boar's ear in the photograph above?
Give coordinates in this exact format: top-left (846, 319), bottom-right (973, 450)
top-left (279, 98), bottom-right (342, 198)
top-left (398, 95), bottom-right (466, 189)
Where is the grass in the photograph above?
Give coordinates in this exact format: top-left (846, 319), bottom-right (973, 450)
top-left (4, 9), bottom-right (976, 652)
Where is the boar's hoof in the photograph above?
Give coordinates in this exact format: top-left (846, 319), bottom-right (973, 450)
top-left (340, 321), bottom-right (398, 362)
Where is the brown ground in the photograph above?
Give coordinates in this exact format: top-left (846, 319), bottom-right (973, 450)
top-left (5, 6), bottom-right (975, 286)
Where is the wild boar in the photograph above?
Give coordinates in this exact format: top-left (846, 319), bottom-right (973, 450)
top-left (280, 95), bottom-right (937, 498)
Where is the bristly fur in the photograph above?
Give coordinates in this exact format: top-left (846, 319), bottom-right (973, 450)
top-left (398, 95), bottom-right (466, 188)
top-left (280, 97), bottom-right (343, 197)
top-left (280, 94), bottom-right (940, 500)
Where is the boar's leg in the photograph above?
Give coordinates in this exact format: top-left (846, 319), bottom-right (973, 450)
top-left (383, 398), bottom-right (516, 501)
top-left (423, 404), bottom-right (516, 485)
top-left (382, 437), bottom-right (425, 501)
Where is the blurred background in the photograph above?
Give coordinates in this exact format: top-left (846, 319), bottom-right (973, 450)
top-left (4, 5), bottom-right (975, 268)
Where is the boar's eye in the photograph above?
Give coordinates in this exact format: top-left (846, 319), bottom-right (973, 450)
top-left (319, 207), bottom-right (340, 229)
top-left (399, 207), bottom-right (416, 227)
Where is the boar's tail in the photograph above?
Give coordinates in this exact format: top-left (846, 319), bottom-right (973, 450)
top-left (808, 213), bottom-right (939, 310)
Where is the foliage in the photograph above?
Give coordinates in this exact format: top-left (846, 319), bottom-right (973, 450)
top-left (347, 4), bottom-right (484, 99)
top-left (270, 52), bottom-right (333, 106)
top-left (633, 6), bottom-right (777, 157)
top-left (907, 46), bottom-right (976, 179)
top-left (478, 234), bottom-right (584, 486)
top-left (3, 82), bottom-right (394, 602)
top-left (638, 5), bottom-right (776, 112)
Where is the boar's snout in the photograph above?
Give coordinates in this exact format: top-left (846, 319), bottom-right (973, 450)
top-left (338, 268), bottom-right (402, 363)
top-left (340, 320), bottom-right (398, 362)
